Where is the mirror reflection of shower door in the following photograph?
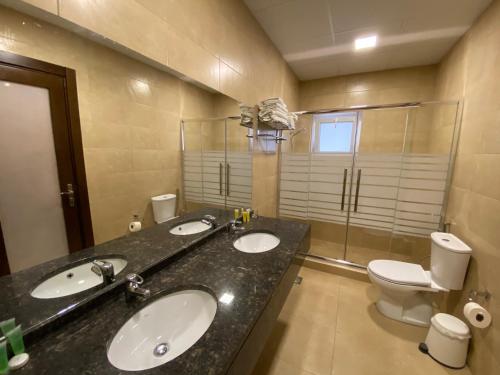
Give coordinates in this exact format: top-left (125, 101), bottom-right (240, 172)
top-left (182, 119), bottom-right (227, 211)
top-left (225, 118), bottom-right (252, 210)
top-left (182, 118), bottom-right (253, 212)
top-left (201, 120), bottom-right (227, 209)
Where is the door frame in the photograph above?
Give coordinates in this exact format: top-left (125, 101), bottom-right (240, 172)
top-left (0, 51), bottom-right (93, 271)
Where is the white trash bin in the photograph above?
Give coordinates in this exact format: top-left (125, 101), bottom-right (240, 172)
top-left (421, 313), bottom-right (470, 369)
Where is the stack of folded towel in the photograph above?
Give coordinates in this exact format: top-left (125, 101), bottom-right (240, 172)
top-left (239, 104), bottom-right (254, 127)
top-left (288, 112), bottom-right (298, 130)
top-left (258, 97), bottom-right (295, 129)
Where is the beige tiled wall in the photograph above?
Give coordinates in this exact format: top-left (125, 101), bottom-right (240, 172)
top-left (435, 1), bottom-right (500, 373)
top-left (5, 0), bottom-right (299, 108)
top-left (0, 6), bottom-right (217, 243)
top-left (299, 66), bottom-right (436, 110)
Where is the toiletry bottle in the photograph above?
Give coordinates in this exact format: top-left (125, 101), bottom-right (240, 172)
top-left (5, 325), bottom-right (29, 370)
top-left (0, 320), bottom-right (14, 337)
top-left (0, 341), bottom-right (8, 374)
top-left (234, 208), bottom-right (240, 220)
top-left (5, 326), bottom-right (24, 356)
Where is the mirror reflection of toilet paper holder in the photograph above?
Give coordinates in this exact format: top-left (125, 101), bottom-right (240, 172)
top-left (468, 289), bottom-right (491, 303)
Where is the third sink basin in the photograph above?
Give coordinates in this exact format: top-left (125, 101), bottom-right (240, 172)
top-left (107, 289), bottom-right (217, 371)
top-left (31, 257), bottom-right (127, 299)
top-left (169, 220), bottom-right (211, 235)
top-left (233, 232), bottom-right (280, 253)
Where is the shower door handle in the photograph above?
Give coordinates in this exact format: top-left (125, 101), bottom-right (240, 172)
top-left (226, 163), bottom-right (230, 196)
top-left (219, 163), bottom-right (223, 195)
top-left (341, 168), bottom-right (347, 211)
top-left (354, 169), bottom-right (362, 213)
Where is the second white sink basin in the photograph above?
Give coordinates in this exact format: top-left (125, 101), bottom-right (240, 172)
top-left (107, 289), bottom-right (217, 371)
top-left (31, 258), bottom-right (127, 299)
top-left (233, 232), bottom-right (280, 253)
top-left (169, 221), bottom-right (211, 235)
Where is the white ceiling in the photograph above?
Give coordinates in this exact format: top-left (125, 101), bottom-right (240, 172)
top-left (244, 0), bottom-right (492, 80)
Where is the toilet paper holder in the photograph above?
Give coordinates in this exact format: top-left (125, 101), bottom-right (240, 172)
top-left (468, 289), bottom-right (491, 303)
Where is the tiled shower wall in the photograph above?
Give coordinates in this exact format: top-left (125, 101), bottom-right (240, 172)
top-left (436, 1), bottom-right (500, 373)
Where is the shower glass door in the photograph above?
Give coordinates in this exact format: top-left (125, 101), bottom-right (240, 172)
top-left (345, 102), bottom-right (459, 266)
top-left (344, 107), bottom-right (408, 265)
top-left (279, 113), bottom-right (356, 260)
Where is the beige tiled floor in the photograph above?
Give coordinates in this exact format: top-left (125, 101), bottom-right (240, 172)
top-left (252, 266), bottom-right (472, 375)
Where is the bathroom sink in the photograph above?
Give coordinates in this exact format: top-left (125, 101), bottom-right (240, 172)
top-left (107, 289), bottom-right (217, 371)
top-left (169, 220), bottom-right (211, 235)
top-left (233, 232), bottom-right (280, 253)
top-left (30, 258), bottom-right (127, 299)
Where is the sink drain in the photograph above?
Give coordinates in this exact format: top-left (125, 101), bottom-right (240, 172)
top-left (153, 343), bottom-right (169, 357)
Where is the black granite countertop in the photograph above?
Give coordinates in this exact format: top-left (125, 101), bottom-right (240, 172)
top-left (18, 216), bottom-right (310, 375)
top-left (0, 208), bottom-right (233, 335)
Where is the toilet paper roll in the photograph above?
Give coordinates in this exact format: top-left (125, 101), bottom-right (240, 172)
top-left (128, 221), bottom-right (142, 233)
top-left (463, 302), bottom-right (491, 328)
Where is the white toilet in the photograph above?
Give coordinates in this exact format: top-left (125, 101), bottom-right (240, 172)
top-left (367, 232), bottom-right (472, 326)
top-left (151, 194), bottom-right (176, 223)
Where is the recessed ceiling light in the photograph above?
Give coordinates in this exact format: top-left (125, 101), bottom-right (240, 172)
top-left (355, 35), bottom-right (377, 50)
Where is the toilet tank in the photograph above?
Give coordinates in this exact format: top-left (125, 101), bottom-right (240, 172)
top-left (430, 232), bottom-right (472, 290)
top-left (151, 194), bottom-right (176, 224)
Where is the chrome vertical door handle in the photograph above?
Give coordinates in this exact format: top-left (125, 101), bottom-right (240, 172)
top-left (226, 163), bottom-right (230, 196)
top-left (341, 168), bottom-right (347, 211)
top-left (60, 183), bottom-right (75, 207)
top-left (219, 163), bottom-right (223, 195)
top-left (354, 169), bottom-right (361, 213)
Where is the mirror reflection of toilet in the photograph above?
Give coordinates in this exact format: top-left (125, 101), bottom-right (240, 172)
top-left (367, 232), bottom-right (472, 326)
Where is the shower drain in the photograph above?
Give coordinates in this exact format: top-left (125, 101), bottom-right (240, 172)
top-left (153, 343), bottom-right (169, 357)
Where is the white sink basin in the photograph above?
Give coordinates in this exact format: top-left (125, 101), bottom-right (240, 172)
top-left (169, 220), bottom-right (211, 235)
top-left (31, 258), bottom-right (127, 299)
top-left (233, 232), bottom-right (280, 253)
top-left (107, 289), bottom-right (217, 371)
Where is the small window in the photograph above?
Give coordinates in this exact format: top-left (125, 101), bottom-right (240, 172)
top-left (312, 113), bottom-right (358, 153)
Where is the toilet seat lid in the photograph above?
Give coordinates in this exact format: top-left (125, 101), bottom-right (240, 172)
top-left (368, 260), bottom-right (431, 286)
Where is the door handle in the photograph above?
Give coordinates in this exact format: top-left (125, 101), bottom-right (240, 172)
top-left (341, 168), bottom-right (347, 211)
top-left (60, 183), bottom-right (75, 207)
top-left (226, 163), bottom-right (230, 196)
top-left (354, 169), bottom-right (361, 213)
top-left (219, 163), bottom-right (223, 195)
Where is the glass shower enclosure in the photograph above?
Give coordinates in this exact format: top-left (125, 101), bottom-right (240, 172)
top-left (181, 117), bottom-right (253, 212)
top-left (279, 101), bottom-right (460, 267)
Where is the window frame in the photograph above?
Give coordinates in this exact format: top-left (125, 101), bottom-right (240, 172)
top-left (311, 112), bottom-right (359, 153)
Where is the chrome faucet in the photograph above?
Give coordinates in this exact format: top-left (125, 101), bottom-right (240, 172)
top-left (125, 273), bottom-right (150, 302)
top-left (201, 214), bottom-right (218, 229)
top-left (91, 260), bottom-right (115, 286)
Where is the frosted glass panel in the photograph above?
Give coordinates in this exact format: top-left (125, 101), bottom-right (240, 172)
top-left (0, 80), bottom-right (69, 272)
